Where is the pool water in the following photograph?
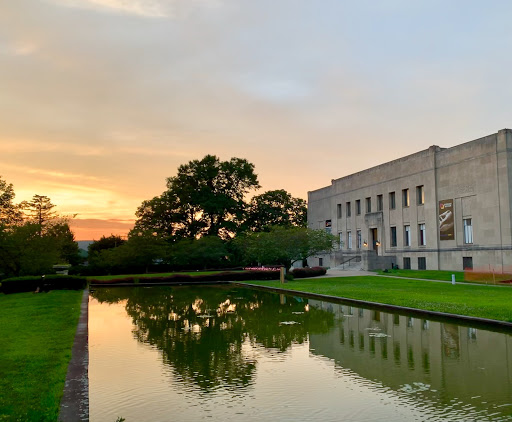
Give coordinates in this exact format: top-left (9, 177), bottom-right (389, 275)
top-left (89, 285), bottom-right (512, 421)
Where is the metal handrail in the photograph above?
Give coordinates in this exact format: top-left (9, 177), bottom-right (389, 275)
top-left (339, 255), bottom-right (361, 269)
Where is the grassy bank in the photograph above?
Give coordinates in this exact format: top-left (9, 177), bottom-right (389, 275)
top-left (88, 270), bottom-right (234, 281)
top-left (0, 290), bottom-right (83, 421)
top-left (241, 276), bottom-right (512, 322)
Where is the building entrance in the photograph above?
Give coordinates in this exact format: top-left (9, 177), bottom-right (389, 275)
top-left (371, 228), bottom-right (379, 255)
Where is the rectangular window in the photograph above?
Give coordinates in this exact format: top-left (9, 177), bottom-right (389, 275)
top-left (339, 232), bottom-right (343, 249)
top-left (403, 257), bottom-right (411, 269)
top-left (418, 257), bottom-right (426, 270)
top-left (463, 257), bottom-right (473, 270)
top-left (365, 197), bottom-right (371, 213)
top-left (356, 200), bottom-right (361, 215)
top-left (418, 223), bottom-right (426, 246)
top-left (377, 194), bottom-right (383, 211)
top-left (404, 225), bottom-right (411, 247)
top-left (337, 203), bottom-right (342, 219)
top-left (319, 257), bottom-right (323, 267)
top-left (325, 220), bottom-right (332, 234)
top-left (402, 189), bottom-right (410, 207)
top-left (347, 231), bottom-right (352, 249)
top-left (357, 230), bottom-right (362, 249)
top-left (389, 192), bottom-right (396, 210)
top-left (416, 185), bottom-right (425, 205)
top-left (390, 227), bottom-right (397, 247)
top-left (346, 202), bottom-right (351, 217)
top-left (463, 218), bottom-right (473, 244)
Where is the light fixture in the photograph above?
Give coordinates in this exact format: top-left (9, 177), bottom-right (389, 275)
top-left (363, 241), bottom-right (368, 247)
top-left (375, 240), bottom-right (381, 247)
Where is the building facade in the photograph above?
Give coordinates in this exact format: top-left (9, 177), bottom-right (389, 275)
top-left (307, 128), bottom-right (512, 272)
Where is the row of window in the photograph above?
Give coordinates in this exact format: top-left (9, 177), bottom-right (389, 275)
top-left (403, 257), bottom-right (473, 270)
top-left (319, 256), bottom-right (474, 271)
top-left (336, 186), bottom-right (425, 218)
top-left (338, 218), bottom-right (473, 249)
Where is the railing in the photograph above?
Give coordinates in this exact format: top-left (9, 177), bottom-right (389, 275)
top-left (339, 255), bottom-right (361, 269)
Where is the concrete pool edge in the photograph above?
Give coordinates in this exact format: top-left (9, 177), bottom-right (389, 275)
top-left (234, 282), bottom-right (512, 331)
top-left (59, 288), bottom-right (89, 422)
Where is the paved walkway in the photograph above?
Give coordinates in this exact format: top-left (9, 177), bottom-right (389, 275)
top-left (314, 268), bottom-right (507, 287)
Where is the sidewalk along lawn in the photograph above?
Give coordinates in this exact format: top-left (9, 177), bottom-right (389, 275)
top-left (241, 276), bottom-right (512, 322)
top-left (374, 269), bottom-right (512, 286)
top-left (374, 269), bottom-right (466, 282)
top-left (0, 290), bottom-right (83, 421)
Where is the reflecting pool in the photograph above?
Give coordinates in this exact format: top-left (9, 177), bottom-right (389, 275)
top-left (89, 286), bottom-right (512, 421)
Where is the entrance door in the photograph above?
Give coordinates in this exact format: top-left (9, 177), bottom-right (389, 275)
top-left (371, 228), bottom-right (378, 255)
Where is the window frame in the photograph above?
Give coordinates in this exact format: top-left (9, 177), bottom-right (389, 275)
top-left (390, 226), bottom-right (397, 247)
top-left (404, 225), bottom-right (411, 247)
top-left (416, 185), bottom-right (425, 205)
top-left (402, 189), bottom-right (410, 208)
top-left (418, 223), bottom-right (426, 246)
top-left (389, 192), bottom-right (396, 210)
top-left (463, 218), bottom-right (473, 244)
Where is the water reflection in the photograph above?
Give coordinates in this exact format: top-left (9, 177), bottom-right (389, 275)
top-left (309, 299), bottom-right (512, 420)
top-left (91, 286), bottom-right (334, 394)
top-left (90, 286), bottom-right (512, 421)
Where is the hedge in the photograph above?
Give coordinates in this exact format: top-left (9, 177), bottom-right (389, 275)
top-left (0, 275), bottom-right (87, 294)
top-left (291, 266), bottom-right (327, 278)
top-left (89, 270), bottom-right (280, 285)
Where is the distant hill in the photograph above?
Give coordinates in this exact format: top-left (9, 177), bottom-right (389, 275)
top-left (77, 240), bottom-right (93, 251)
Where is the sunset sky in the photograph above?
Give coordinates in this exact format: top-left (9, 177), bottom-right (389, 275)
top-left (2, 1), bottom-right (512, 240)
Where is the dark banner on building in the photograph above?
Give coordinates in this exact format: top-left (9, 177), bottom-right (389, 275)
top-left (439, 199), bottom-right (454, 241)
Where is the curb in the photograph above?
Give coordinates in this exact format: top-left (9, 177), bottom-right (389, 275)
top-left (59, 288), bottom-right (89, 421)
top-left (234, 282), bottom-right (512, 333)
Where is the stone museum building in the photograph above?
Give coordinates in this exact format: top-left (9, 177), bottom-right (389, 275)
top-left (307, 128), bottom-right (512, 272)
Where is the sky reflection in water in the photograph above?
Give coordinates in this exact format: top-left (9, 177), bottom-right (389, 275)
top-left (89, 286), bottom-right (512, 421)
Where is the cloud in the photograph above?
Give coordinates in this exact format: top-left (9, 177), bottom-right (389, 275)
top-left (47, 0), bottom-right (221, 18)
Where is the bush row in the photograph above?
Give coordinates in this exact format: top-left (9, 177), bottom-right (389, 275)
top-left (0, 275), bottom-right (87, 294)
top-left (89, 270), bottom-right (281, 285)
top-left (291, 266), bottom-right (327, 278)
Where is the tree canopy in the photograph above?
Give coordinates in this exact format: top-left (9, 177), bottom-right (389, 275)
top-left (244, 189), bottom-right (307, 232)
top-left (133, 155), bottom-right (309, 242)
top-left (234, 226), bottom-right (337, 272)
top-left (0, 177), bottom-right (80, 277)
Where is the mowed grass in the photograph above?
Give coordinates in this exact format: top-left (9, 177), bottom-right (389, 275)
top-left (88, 270), bottom-right (231, 281)
top-left (0, 290), bottom-right (83, 421)
top-left (241, 276), bottom-right (512, 322)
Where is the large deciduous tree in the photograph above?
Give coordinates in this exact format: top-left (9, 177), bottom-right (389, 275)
top-left (234, 226), bottom-right (337, 273)
top-left (244, 189), bottom-right (307, 232)
top-left (134, 155), bottom-right (260, 240)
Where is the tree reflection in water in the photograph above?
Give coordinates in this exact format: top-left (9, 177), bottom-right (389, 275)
top-left (91, 286), bottom-right (334, 393)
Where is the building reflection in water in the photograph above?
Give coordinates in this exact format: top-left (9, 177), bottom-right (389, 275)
top-left (308, 299), bottom-right (512, 410)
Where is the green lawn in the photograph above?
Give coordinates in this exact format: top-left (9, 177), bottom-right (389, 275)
top-left (88, 270), bottom-right (230, 281)
top-left (240, 276), bottom-right (512, 322)
top-left (0, 290), bottom-right (83, 421)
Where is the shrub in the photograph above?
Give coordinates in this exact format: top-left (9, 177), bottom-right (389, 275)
top-left (291, 266), bottom-right (327, 279)
top-left (89, 270), bottom-right (280, 285)
top-left (0, 275), bottom-right (87, 294)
